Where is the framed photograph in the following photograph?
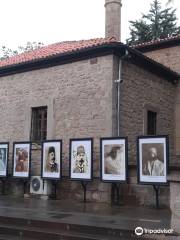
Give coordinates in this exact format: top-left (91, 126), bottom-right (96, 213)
top-left (12, 142), bottom-right (31, 178)
top-left (137, 136), bottom-right (168, 184)
top-left (41, 140), bottom-right (62, 180)
top-left (100, 137), bottom-right (128, 182)
top-left (70, 138), bottom-right (93, 181)
top-left (0, 142), bottom-right (9, 177)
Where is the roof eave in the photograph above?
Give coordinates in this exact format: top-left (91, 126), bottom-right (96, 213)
top-left (0, 42), bottom-right (178, 83)
top-left (126, 45), bottom-right (180, 83)
top-left (134, 38), bottom-right (180, 52)
top-left (0, 43), bottom-right (125, 77)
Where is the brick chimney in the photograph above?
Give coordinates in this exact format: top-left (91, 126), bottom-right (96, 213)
top-left (105, 0), bottom-right (122, 41)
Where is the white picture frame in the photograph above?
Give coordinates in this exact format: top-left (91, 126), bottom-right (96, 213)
top-left (13, 142), bottom-right (31, 178)
top-left (41, 140), bottom-right (62, 180)
top-left (70, 138), bottom-right (93, 181)
top-left (0, 142), bottom-right (9, 177)
top-left (137, 136), bottom-right (168, 184)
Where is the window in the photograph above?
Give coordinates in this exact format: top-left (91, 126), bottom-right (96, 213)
top-left (147, 110), bottom-right (157, 135)
top-left (30, 106), bottom-right (47, 142)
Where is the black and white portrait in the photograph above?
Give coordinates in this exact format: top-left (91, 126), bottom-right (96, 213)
top-left (73, 145), bottom-right (88, 173)
top-left (138, 136), bottom-right (168, 184)
top-left (142, 144), bottom-right (164, 176)
top-left (101, 138), bottom-right (128, 182)
top-left (0, 143), bottom-right (9, 177)
top-left (70, 138), bottom-right (93, 180)
top-left (42, 140), bottom-right (62, 179)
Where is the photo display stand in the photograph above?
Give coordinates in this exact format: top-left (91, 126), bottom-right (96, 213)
top-left (12, 142), bottom-right (32, 196)
top-left (81, 181), bottom-right (88, 203)
top-left (22, 179), bottom-right (29, 195)
top-left (100, 137), bottom-right (128, 206)
top-left (111, 182), bottom-right (120, 205)
top-left (69, 138), bottom-right (93, 203)
top-left (137, 136), bottom-right (169, 209)
top-left (50, 180), bottom-right (58, 199)
top-left (41, 140), bottom-right (63, 200)
top-left (153, 185), bottom-right (160, 209)
top-left (0, 178), bottom-right (6, 195)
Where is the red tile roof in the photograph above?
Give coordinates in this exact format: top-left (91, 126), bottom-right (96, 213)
top-left (133, 34), bottom-right (180, 50)
top-left (0, 37), bottom-right (178, 81)
top-left (0, 37), bottom-right (117, 68)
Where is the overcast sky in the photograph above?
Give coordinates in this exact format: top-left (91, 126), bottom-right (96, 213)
top-left (0, 0), bottom-right (180, 49)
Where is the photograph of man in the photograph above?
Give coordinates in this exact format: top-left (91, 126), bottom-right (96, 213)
top-left (15, 148), bottom-right (28, 172)
top-left (73, 145), bottom-right (88, 173)
top-left (0, 148), bottom-right (6, 171)
top-left (142, 144), bottom-right (164, 176)
top-left (104, 144), bottom-right (124, 175)
top-left (45, 146), bottom-right (58, 173)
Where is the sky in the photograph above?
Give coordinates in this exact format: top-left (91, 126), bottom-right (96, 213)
top-left (0, 0), bottom-right (180, 49)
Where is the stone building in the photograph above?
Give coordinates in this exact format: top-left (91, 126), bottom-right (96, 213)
top-left (134, 35), bottom-right (180, 231)
top-left (134, 35), bottom-right (180, 157)
top-left (0, 0), bottom-right (179, 209)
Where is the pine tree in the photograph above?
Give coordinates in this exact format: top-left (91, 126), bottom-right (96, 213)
top-left (166, 0), bottom-right (174, 4)
top-left (127, 0), bottom-right (180, 45)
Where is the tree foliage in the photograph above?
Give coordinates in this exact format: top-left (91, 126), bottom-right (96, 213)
top-left (166, 0), bottom-right (174, 5)
top-left (127, 0), bottom-right (180, 45)
top-left (0, 41), bottom-right (44, 60)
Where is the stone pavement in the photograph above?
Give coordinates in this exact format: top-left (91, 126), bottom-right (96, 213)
top-left (0, 196), bottom-right (170, 229)
top-left (0, 196), bottom-right (178, 239)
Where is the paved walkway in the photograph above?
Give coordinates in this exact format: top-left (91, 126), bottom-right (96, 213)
top-left (0, 195), bottom-right (171, 232)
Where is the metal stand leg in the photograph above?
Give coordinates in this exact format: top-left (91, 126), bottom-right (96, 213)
top-left (1, 179), bottom-right (5, 195)
top-left (153, 185), bottom-right (160, 209)
top-left (51, 180), bottom-right (58, 199)
top-left (111, 183), bottom-right (115, 204)
top-left (23, 180), bottom-right (28, 195)
top-left (116, 184), bottom-right (120, 205)
top-left (81, 182), bottom-right (88, 203)
top-left (53, 180), bottom-right (58, 199)
top-left (111, 183), bottom-right (120, 205)
top-left (54, 181), bottom-right (57, 198)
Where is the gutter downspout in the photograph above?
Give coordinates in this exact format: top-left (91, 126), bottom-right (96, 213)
top-left (112, 50), bottom-right (129, 205)
top-left (114, 50), bottom-right (129, 137)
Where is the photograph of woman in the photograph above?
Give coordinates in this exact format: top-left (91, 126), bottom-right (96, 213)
top-left (101, 138), bottom-right (127, 182)
top-left (104, 145), bottom-right (124, 175)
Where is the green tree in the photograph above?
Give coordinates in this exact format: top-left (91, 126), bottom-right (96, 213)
top-left (0, 41), bottom-right (44, 60)
top-left (18, 41), bottom-right (44, 53)
top-left (166, 0), bottom-right (174, 5)
top-left (0, 46), bottom-right (18, 60)
top-left (127, 0), bottom-right (180, 45)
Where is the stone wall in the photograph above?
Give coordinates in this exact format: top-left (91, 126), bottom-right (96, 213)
top-left (0, 55), bottom-right (114, 202)
top-left (169, 172), bottom-right (180, 233)
top-left (116, 60), bottom-right (176, 206)
top-left (0, 53), bottom-right (177, 206)
top-left (120, 61), bottom-right (176, 163)
top-left (143, 46), bottom-right (180, 159)
top-left (144, 46), bottom-right (180, 74)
